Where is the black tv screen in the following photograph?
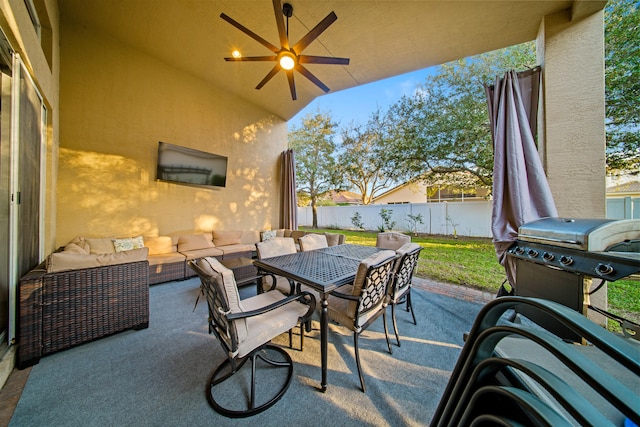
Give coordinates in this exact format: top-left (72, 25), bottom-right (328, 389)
top-left (156, 141), bottom-right (227, 188)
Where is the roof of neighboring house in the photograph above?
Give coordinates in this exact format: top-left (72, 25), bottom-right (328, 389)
top-left (327, 191), bottom-right (362, 204)
top-left (607, 180), bottom-right (640, 195)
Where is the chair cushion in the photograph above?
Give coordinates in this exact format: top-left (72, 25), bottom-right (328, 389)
top-left (389, 243), bottom-right (422, 303)
top-left (327, 284), bottom-right (356, 329)
top-left (348, 250), bottom-right (396, 322)
top-left (238, 291), bottom-right (308, 358)
top-left (299, 234), bottom-right (328, 251)
top-left (197, 257), bottom-right (248, 343)
top-left (257, 237), bottom-right (296, 259)
top-left (323, 233), bottom-right (344, 246)
top-left (376, 232), bottom-right (411, 250)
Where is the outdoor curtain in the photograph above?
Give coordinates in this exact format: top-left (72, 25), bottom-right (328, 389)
top-left (485, 67), bottom-right (557, 288)
top-left (280, 149), bottom-right (298, 230)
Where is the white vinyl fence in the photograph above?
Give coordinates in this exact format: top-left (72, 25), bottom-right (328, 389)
top-left (298, 201), bottom-right (493, 237)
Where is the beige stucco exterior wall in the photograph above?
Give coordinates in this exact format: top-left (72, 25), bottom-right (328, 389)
top-left (537, 10), bottom-right (606, 218)
top-left (56, 21), bottom-right (287, 247)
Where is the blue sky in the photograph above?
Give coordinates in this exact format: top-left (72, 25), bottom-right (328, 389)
top-left (289, 66), bottom-right (439, 130)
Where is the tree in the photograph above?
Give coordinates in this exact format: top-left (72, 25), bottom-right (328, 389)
top-left (386, 43), bottom-right (537, 190)
top-left (605, 0), bottom-right (639, 173)
top-left (288, 110), bottom-right (341, 228)
top-left (337, 109), bottom-right (402, 204)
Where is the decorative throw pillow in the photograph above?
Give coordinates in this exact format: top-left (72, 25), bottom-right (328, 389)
top-left (130, 236), bottom-right (145, 249)
top-left (112, 238), bottom-right (135, 252)
top-left (261, 230), bottom-right (277, 241)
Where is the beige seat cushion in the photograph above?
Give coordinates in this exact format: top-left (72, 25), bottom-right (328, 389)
top-left (178, 233), bottom-right (214, 252)
top-left (147, 252), bottom-right (186, 266)
top-left (239, 291), bottom-right (308, 358)
top-left (219, 243), bottom-right (255, 257)
top-left (299, 234), bottom-right (328, 251)
top-left (144, 236), bottom-right (178, 255)
top-left (47, 247), bottom-right (149, 273)
top-left (328, 249), bottom-right (396, 328)
top-left (180, 247), bottom-right (224, 261)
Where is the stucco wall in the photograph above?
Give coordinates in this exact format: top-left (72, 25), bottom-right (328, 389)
top-left (57, 21), bottom-right (287, 246)
top-left (537, 10), bottom-right (606, 218)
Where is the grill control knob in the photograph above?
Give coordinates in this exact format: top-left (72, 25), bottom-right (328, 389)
top-left (595, 263), bottom-right (614, 276)
top-left (542, 252), bottom-right (555, 261)
top-left (514, 247), bottom-right (525, 255)
top-left (560, 255), bottom-right (573, 266)
top-left (527, 249), bottom-right (539, 258)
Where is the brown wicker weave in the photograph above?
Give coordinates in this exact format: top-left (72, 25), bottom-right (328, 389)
top-left (149, 260), bottom-right (185, 285)
top-left (18, 260), bottom-right (150, 369)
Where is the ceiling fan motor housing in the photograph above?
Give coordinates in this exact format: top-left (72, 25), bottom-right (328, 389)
top-left (283, 3), bottom-right (293, 18)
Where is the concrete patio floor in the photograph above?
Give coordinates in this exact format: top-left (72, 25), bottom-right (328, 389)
top-left (0, 277), bottom-right (494, 426)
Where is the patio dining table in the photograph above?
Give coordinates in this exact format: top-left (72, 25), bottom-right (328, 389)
top-left (253, 243), bottom-right (382, 392)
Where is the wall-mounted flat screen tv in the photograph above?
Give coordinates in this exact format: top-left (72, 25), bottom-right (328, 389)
top-left (156, 141), bottom-right (227, 188)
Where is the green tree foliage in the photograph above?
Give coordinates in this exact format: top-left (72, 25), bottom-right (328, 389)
top-left (337, 109), bottom-right (402, 204)
top-left (605, 0), bottom-right (639, 173)
top-left (288, 110), bottom-right (340, 228)
top-left (386, 43), bottom-right (537, 189)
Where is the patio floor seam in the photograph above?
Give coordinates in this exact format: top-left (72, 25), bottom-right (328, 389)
top-left (412, 277), bottom-right (495, 304)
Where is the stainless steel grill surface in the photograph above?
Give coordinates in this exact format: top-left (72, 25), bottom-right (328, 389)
top-left (507, 217), bottom-right (639, 341)
top-left (509, 217), bottom-right (640, 280)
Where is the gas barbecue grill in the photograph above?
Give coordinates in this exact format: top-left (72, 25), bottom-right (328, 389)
top-left (506, 217), bottom-right (640, 341)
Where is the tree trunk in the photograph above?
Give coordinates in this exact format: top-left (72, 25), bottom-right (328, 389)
top-left (311, 199), bottom-right (318, 228)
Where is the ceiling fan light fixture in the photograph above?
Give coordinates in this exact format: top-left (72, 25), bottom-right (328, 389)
top-left (232, 50), bottom-right (242, 58)
top-left (279, 51), bottom-right (296, 70)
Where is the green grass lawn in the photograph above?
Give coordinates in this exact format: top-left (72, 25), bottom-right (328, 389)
top-left (304, 228), bottom-right (640, 330)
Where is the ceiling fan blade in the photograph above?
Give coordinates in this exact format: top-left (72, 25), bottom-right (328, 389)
top-left (292, 11), bottom-right (337, 53)
top-left (296, 64), bottom-right (330, 93)
top-left (224, 56), bottom-right (277, 62)
top-left (286, 70), bottom-right (297, 101)
top-left (272, 0), bottom-right (289, 49)
top-left (220, 13), bottom-right (279, 53)
top-left (299, 55), bottom-right (350, 65)
top-left (255, 64), bottom-right (281, 90)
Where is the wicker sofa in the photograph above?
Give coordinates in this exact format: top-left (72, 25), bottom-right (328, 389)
top-left (18, 258), bottom-right (150, 369)
top-left (17, 229), bottom-right (345, 368)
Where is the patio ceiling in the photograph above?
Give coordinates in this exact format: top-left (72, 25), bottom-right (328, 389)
top-left (59, 0), bottom-right (605, 121)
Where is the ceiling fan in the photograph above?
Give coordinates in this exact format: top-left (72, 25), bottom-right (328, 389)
top-left (220, 0), bottom-right (350, 101)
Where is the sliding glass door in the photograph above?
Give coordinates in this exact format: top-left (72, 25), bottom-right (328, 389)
top-left (0, 32), bottom-right (46, 357)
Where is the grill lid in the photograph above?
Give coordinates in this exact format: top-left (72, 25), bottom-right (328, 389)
top-left (517, 217), bottom-right (640, 251)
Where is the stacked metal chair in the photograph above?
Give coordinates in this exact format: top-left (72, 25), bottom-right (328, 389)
top-left (431, 296), bottom-right (640, 426)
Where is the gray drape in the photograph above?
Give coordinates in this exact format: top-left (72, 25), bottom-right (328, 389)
top-left (485, 67), bottom-right (557, 288)
top-left (280, 149), bottom-right (298, 230)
